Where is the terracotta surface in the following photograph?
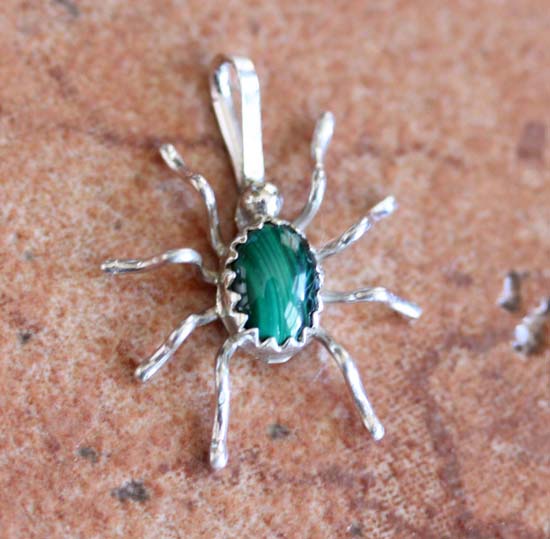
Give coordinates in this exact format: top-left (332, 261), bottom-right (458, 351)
top-left (1, 1), bottom-right (549, 538)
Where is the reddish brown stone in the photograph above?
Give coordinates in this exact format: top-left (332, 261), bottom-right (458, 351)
top-left (0, 1), bottom-right (549, 538)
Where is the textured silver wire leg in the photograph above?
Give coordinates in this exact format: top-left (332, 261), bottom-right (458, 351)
top-left (293, 112), bottom-right (335, 231)
top-left (317, 195), bottom-right (397, 261)
top-left (135, 307), bottom-right (218, 383)
top-left (134, 307), bottom-right (218, 382)
top-left (101, 248), bottom-right (218, 285)
top-left (314, 327), bottom-right (384, 441)
top-left (210, 333), bottom-right (250, 470)
top-left (159, 144), bottom-right (227, 258)
top-left (322, 287), bottom-right (422, 319)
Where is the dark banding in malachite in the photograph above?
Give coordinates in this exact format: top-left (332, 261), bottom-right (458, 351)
top-left (229, 222), bottom-right (320, 345)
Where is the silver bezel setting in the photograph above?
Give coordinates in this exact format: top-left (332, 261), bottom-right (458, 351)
top-left (216, 218), bottom-right (324, 363)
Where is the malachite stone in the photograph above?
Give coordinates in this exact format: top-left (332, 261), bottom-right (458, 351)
top-left (229, 222), bottom-right (320, 346)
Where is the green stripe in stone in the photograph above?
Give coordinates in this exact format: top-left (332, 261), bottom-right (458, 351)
top-left (230, 222), bottom-right (320, 345)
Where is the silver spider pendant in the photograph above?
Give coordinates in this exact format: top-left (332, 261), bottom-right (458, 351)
top-left (101, 55), bottom-right (422, 470)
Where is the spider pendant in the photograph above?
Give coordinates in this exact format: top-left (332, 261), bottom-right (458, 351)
top-left (101, 56), bottom-right (422, 470)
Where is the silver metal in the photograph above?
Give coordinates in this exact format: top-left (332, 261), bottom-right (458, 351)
top-left (210, 55), bottom-right (265, 190)
top-left (135, 307), bottom-right (218, 382)
top-left (101, 248), bottom-right (218, 285)
top-left (311, 111), bottom-right (335, 165)
top-left (293, 112), bottom-right (334, 231)
top-left (322, 287), bottom-right (422, 319)
top-left (210, 332), bottom-right (252, 470)
top-left (512, 298), bottom-right (550, 354)
top-left (160, 144), bottom-right (226, 258)
top-left (235, 183), bottom-right (283, 230)
top-left (497, 270), bottom-right (521, 312)
top-left (314, 327), bottom-right (384, 441)
top-left (101, 54), bottom-right (422, 471)
top-left (317, 195), bottom-right (397, 261)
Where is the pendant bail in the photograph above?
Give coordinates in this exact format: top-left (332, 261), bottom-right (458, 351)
top-left (210, 55), bottom-right (265, 191)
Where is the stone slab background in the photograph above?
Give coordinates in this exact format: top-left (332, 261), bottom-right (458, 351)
top-left (0, 1), bottom-right (548, 538)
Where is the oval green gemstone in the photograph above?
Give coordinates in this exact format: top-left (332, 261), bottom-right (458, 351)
top-left (230, 222), bottom-right (320, 345)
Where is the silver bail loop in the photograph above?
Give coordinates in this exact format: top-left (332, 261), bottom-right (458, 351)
top-left (210, 55), bottom-right (265, 191)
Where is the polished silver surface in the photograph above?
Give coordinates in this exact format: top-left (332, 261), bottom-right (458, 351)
top-left (235, 182), bottom-right (283, 229)
top-left (317, 195), bottom-right (397, 261)
top-left (311, 111), bottom-right (335, 164)
top-left (210, 55), bottom-right (265, 190)
top-left (293, 112), bottom-right (334, 231)
top-left (101, 54), bottom-right (422, 470)
top-left (135, 308), bottom-right (218, 383)
top-left (314, 327), bottom-right (384, 441)
top-left (322, 287), bottom-right (422, 319)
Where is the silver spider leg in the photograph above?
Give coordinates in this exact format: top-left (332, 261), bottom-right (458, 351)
top-left (210, 333), bottom-right (251, 470)
top-left (317, 195), bottom-right (397, 261)
top-left (101, 248), bottom-right (218, 284)
top-left (135, 307), bottom-right (218, 383)
top-left (314, 327), bottom-right (384, 441)
top-left (160, 143), bottom-right (227, 258)
top-left (322, 287), bottom-right (422, 319)
top-left (293, 112), bottom-right (335, 231)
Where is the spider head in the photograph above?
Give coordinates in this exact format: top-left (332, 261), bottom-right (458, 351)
top-left (236, 182), bottom-right (283, 228)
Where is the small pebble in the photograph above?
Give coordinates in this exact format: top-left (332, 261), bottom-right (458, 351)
top-left (497, 270), bottom-right (521, 312)
top-left (512, 298), bottom-right (550, 354)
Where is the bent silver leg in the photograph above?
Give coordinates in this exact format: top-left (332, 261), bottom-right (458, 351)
top-left (160, 143), bottom-right (227, 258)
top-left (101, 248), bottom-right (218, 285)
top-left (293, 112), bottom-right (334, 231)
top-left (322, 287), bottom-right (422, 319)
top-left (316, 195), bottom-right (397, 261)
top-left (210, 333), bottom-right (250, 470)
top-left (135, 307), bottom-right (218, 383)
top-left (314, 327), bottom-right (384, 441)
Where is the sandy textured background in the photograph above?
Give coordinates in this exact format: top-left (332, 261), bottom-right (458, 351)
top-left (1, 1), bottom-right (549, 538)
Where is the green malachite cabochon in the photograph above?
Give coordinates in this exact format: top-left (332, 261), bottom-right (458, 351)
top-left (229, 222), bottom-right (320, 346)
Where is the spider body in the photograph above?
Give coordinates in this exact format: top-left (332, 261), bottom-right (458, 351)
top-left (101, 55), bottom-right (421, 470)
top-left (219, 218), bottom-right (322, 363)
